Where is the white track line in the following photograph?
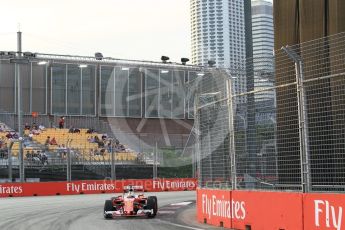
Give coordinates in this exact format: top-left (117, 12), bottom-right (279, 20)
top-left (170, 202), bottom-right (193, 206)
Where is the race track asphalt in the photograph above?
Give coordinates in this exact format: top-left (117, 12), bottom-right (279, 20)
top-left (0, 191), bottom-right (209, 230)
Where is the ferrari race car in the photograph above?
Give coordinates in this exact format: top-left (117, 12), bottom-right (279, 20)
top-left (104, 185), bottom-right (158, 219)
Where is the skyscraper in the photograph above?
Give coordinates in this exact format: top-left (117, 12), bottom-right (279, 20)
top-left (190, 0), bottom-right (246, 68)
top-left (190, 0), bottom-right (246, 96)
top-left (251, 0), bottom-right (275, 103)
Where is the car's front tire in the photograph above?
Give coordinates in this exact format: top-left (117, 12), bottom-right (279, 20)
top-left (104, 200), bottom-right (114, 219)
top-left (146, 196), bottom-right (158, 218)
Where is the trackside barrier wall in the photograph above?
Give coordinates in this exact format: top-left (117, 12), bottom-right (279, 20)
top-left (197, 188), bottom-right (345, 230)
top-left (0, 178), bottom-right (197, 197)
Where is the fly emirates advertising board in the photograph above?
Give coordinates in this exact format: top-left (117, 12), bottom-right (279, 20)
top-left (197, 189), bottom-right (345, 230)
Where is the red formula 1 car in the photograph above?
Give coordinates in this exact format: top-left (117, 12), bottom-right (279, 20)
top-left (104, 185), bottom-right (158, 219)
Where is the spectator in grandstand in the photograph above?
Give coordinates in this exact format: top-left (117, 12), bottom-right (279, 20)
top-left (0, 150), bottom-right (4, 159)
top-left (58, 116), bottom-right (65, 129)
top-left (38, 124), bottom-right (45, 131)
top-left (28, 133), bottom-right (34, 141)
top-left (5, 132), bottom-right (13, 139)
top-left (94, 148), bottom-right (100, 156)
top-left (0, 146), bottom-right (8, 159)
top-left (137, 152), bottom-right (144, 162)
top-left (73, 128), bottom-right (80, 133)
top-left (45, 136), bottom-right (50, 150)
top-left (24, 123), bottom-right (31, 130)
top-left (25, 151), bottom-right (31, 160)
top-left (32, 122), bottom-right (38, 130)
top-left (68, 126), bottom-right (75, 133)
top-left (49, 137), bottom-right (58, 145)
top-left (107, 142), bottom-right (112, 153)
top-left (87, 136), bottom-right (95, 143)
top-left (86, 128), bottom-right (95, 134)
top-left (31, 128), bottom-right (41, 135)
top-left (12, 132), bottom-right (19, 139)
top-left (32, 151), bottom-right (41, 164)
top-left (57, 145), bottom-right (63, 157)
top-left (61, 144), bottom-right (67, 158)
top-left (89, 148), bottom-right (94, 156)
top-left (115, 138), bottom-right (120, 145)
top-left (41, 151), bottom-right (48, 165)
top-left (98, 140), bottom-right (105, 148)
top-left (101, 134), bottom-right (107, 140)
top-left (68, 127), bottom-right (81, 133)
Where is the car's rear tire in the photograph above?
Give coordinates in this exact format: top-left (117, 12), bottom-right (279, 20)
top-left (146, 196), bottom-right (158, 218)
top-left (104, 200), bottom-right (114, 219)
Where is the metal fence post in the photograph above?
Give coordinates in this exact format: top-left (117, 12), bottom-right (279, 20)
top-left (153, 142), bottom-right (158, 179)
top-left (297, 60), bottom-right (311, 192)
top-left (282, 46), bottom-right (311, 192)
top-left (227, 79), bottom-right (237, 190)
top-left (194, 92), bottom-right (201, 186)
top-left (8, 142), bottom-right (14, 182)
top-left (67, 139), bottom-right (72, 182)
top-left (110, 140), bottom-right (116, 180)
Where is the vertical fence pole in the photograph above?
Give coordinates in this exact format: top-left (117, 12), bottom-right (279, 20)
top-left (282, 46), bottom-right (311, 192)
top-left (297, 60), bottom-right (311, 192)
top-left (192, 148), bottom-right (196, 178)
top-left (227, 79), bottom-right (237, 190)
top-left (8, 142), bottom-right (14, 182)
top-left (67, 139), bottom-right (72, 182)
top-left (111, 140), bottom-right (116, 180)
top-left (155, 142), bottom-right (158, 178)
top-left (194, 92), bottom-right (201, 186)
top-left (153, 142), bottom-right (157, 179)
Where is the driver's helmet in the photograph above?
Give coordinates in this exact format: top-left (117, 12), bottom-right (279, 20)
top-left (127, 185), bottom-right (134, 196)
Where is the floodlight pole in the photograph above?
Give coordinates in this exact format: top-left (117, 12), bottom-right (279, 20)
top-left (17, 31), bottom-right (25, 182)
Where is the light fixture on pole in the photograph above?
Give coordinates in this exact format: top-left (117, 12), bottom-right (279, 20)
top-left (23, 52), bottom-right (36, 58)
top-left (95, 52), bottom-right (103, 60)
top-left (161, 56), bottom-right (169, 63)
top-left (208, 60), bottom-right (216, 67)
top-left (181, 58), bottom-right (189, 65)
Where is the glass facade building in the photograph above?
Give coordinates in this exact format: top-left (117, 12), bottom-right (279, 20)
top-left (190, 0), bottom-right (246, 102)
top-left (0, 55), bottom-right (205, 120)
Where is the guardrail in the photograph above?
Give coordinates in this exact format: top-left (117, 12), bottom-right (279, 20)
top-left (197, 188), bottom-right (345, 230)
top-left (0, 178), bottom-right (197, 197)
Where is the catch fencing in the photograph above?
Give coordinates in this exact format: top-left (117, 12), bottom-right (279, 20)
top-left (195, 32), bottom-right (345, 193)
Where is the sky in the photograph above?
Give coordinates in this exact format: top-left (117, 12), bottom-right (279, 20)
top-left (0, 0), bottom-right (191, 62)
top-left (0, 0), bottom-right (273, 62)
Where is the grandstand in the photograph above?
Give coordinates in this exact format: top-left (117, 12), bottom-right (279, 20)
top-left (0, 52), bottom-right (213, 180)
top-left (29, 128), bottom-right (138, 162)
top-left (0, 52), bottom-right (206, 150)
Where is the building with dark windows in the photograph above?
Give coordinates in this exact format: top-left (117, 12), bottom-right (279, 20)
top-left (273, 0), bottom-right (345, 185)
top-left (0, 53), bottom-right (208, 149)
